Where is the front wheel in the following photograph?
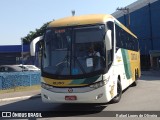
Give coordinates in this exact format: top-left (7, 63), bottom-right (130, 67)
top-left (111, 80), bottom-right (122, 103)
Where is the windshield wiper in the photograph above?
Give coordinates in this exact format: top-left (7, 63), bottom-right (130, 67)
top-left (55, 46), bottom-right (70, 74)
top-left (56, 54), bottom-right (70, 67)
top-left (74, 56), bottom-right (86, 74)
top-left (55, 54), bottom-right (70, 74)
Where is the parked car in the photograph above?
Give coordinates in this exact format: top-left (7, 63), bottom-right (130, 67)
top-left (0, 65), bottom-right (23, 72)
top-left (16, 65), bottom-right (40, 71)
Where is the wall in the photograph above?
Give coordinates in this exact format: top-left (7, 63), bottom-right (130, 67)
top-left (115, 0), bottom-right (160, 69)
top-left (0, 71), bottom-right (41, 90)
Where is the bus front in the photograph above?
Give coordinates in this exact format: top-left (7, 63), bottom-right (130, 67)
top-left (41, 18), bottom-right (112, 103)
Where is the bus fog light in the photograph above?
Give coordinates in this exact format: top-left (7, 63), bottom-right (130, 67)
top-left (43, 94), bottom-right (49, 100)
top-left (96, 93), bottom-right (103, 99)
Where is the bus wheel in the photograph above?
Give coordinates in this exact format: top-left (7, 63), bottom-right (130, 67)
top-left (132, 70), bottom-right (138, 86)
top-left (111, 80), bottom-right (122, 103)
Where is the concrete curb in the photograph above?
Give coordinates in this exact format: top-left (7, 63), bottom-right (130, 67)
top-left (0, 94), bottom-right (41, 102)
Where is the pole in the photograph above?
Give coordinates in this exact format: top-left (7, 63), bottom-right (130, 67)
top-left (127, 8), bottom-right (130, 29)
top-left (72, 10), bottom-right (75, 16)
top-left (117, 7), bottom-right (130, 29)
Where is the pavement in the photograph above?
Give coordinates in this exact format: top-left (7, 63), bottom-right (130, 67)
top-left (0, 70), bottom-right (160, 102)
top-left (0, 89), bottom-right (40, 102)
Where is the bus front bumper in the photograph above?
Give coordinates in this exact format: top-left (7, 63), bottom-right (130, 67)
top-left (41, 86), bottom-right (111, 104)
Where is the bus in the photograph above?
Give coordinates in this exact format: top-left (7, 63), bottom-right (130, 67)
top-left (32, 14), bottom-right (141, 104)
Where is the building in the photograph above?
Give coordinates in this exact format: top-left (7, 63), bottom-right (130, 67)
top-left (0, 45), bottom-right (33, 65)
top-left (112, 0), bottom-right (160, 70)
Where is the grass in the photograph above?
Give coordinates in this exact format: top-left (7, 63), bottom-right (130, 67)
top-left (0, 85), bottom-right (40, 94)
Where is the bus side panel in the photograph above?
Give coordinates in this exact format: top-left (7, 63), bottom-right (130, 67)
top-left (114, 49), bottom-right (129, 90)
top-left (115, 49), bottom-right (137, 90)
top-left (120, 49), bottom-right (140, 85)
top-left (128, 50), bottom-right (141, 82)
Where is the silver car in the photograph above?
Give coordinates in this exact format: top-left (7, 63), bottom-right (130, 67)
top-left (0, 65), bottom-right (23, 72)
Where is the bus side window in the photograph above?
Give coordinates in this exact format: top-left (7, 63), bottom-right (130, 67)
top-left (107, 50), bottom-right (112, 68)
top-left (135, 38), bottom-right (139, 51)
top-left (120, 28), bottom-right (125, 49)
top-left (116, 24), bottom-right (121, 51)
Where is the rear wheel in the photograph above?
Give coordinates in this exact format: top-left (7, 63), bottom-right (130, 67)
top-left (111, 80), bottom-right (122, 103)
top-left (132, 70), bottom-right (138, 86)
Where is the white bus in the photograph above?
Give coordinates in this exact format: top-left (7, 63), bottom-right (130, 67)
top-left (31, 14), bottom-right (141, 104)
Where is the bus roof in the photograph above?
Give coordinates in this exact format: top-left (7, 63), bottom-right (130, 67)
top-left (48, 14), bottom-right (137, 39)
top-left (48, 14), bottom-right (113, 27)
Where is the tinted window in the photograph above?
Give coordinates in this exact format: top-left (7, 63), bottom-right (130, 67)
top-left (115, 24), bottom-right (138, 51)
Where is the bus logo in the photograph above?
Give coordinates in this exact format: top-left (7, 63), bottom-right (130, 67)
top-left (68, 88), bottom-right (73, 93)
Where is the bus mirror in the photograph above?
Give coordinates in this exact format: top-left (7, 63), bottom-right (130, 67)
top-left (105, 30), bottom-right (112, 50)
top-left (30, 36), bottom-right (43, 56)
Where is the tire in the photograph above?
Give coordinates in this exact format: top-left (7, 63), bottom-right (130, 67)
top-left (132, 70), bottom-right (138, 86)
top-left (111, 80), bottom-right (122, 103)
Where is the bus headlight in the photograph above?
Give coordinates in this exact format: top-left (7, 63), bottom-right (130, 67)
top-left (89, 76), bottom-right (110, 89)
top-left (41, 82), bottom-right (53, 90)
top-left (89, 80), bottom-right (106, 89)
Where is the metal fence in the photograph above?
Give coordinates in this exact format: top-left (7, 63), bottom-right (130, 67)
top-left (0, 71), bottom-right (41, 90)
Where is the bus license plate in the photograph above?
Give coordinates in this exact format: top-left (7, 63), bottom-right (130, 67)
top-left (65, 96), bottom-right (77, 100)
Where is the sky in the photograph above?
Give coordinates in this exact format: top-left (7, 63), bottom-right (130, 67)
top-left (0, 0), bottom-right (137, 45)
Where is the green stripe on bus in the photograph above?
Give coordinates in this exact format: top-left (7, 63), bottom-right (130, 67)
top-left (82, 75), bottom-right (100, 84)
top-left (72, 75), bottom-right (100, 85)
top-left (71, 79), bottom-right (86, 84)
top-left (121, 49), bottom-right (132, 79)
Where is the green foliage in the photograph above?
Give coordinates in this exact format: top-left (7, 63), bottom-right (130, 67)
top-left (22, 22), bottom-right (50, 45)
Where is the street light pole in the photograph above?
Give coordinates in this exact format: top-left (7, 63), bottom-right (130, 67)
top-left (72, 10), bottom-right (75, 16)
top-left (117, 7), bottom-right (130, 29)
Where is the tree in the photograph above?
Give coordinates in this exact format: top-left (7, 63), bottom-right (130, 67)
top-left (22, 22), bottom-right (50, 44)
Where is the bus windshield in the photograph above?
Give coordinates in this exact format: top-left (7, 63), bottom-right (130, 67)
top-left (42, 25), bottom-right (106, 78)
